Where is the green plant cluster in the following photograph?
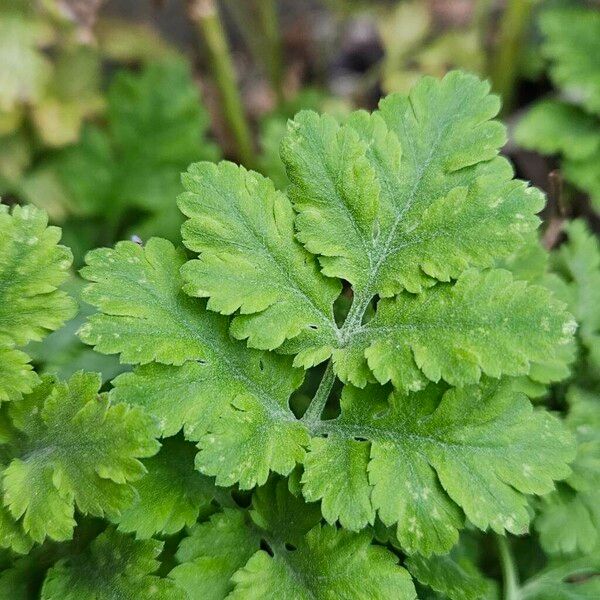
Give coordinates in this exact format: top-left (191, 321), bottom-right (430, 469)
top-left (516, 6), bottom-right (600, 211)
top-left (1, 69), bottom-right (599, 598)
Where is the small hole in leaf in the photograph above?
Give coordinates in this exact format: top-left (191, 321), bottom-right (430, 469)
top-left (284, 543), bottom-right (297, 551)
top-left (260, 540), bottom-right (274, 556)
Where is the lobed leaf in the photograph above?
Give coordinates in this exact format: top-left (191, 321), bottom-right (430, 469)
top-left (1, 372), bottom-right (159, 544)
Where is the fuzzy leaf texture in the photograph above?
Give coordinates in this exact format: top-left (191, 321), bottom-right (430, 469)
top-left (0, 372), bottom-right (159, 547)
top-left (180, 71), bottom-right (574, 391)
top-left (79, 72), bottom-right (577, 553)
top-left (0, 203), bottom-right (76, 401)
top-left (41, 527), bottom-right (184, 600)
top-left (81, 238), bottom-right (307, 487)
top-left (170, 480), bottom-right (416, 599)
top-left (303, 379), bottom-right (574, 555)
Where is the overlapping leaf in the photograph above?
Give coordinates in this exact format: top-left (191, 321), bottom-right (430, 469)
top-left (116, 437), bottom-right (217, 539)
top-left (171, 481), bottom-right (415, 599)
top-left (41, 528), bottom-right (184, 599)
top-left (303, 379), bottom-right (574, 555)
top-left (80, 238), bottom-right (306, 484)
top-left (179, 71), bottom-right (572, 390)
top-left (0, 204), bottom-right (76, 401)
top-left (0, 372), bottom-right (159, 546)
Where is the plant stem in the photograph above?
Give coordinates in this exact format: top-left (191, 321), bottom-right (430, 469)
top-left (302, 360), bottom-right (336, 425)
top-left (189, 0), bottom-right (255, 167)
top-left (256, 0), bottom-right (284, 102)
top-left (496, 535), bottom-right (521, 600)
top-left (489, 0), bottom-right (535, 114)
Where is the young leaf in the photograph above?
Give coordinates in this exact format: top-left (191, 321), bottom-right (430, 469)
top-left (281, 71), bottom-right (539, 297)
top-left (41, 528), bottom-right (184, 599)
top-left (305, 379), bottom-right (574, 555)
top-left (1, 372), bottom-right (159, 544)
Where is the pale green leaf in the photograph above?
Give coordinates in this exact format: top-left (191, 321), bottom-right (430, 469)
top-left (81, 238), bottom-right (305, 481)
top-left (179, 161), bottom-right (340, 351)
top-left (344, 269), bottom-right (575, 390)
top-left (0, 204), bottom-right (75, 347)
top-left (280, 71), bottom-right (539, 299)
top-left (540, 7), bottom-right (600, 115)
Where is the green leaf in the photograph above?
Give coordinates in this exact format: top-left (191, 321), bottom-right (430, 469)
top-left (170, 509), bottom-right (261, 600)
top-left (172, 481), bottom-right (414, 599)
top-left (343, 268), bottom-right (575, 390)
top-left (81, 238), bottom-right (305, 479)
top-left (536, 387), bottom-right (600, 556)
top-left (540, 7), bottom-right (600, 115)
top-left (1, 372), bottom-right (159, 543)
top-left (0, 204), bottom-right (75, 402)
top-left (515, 100), bottom-right (600, 161)
top-left (117, 437), bottom-right (216, 539)
top-left (195, 393), bottom-right (310, 489)
top-left (406, 549), bottom-right (490, 600)
top-left (179, 161), bottom-right (341, 351)
top-left (306, 379), bottom-right (574, 555)
top-left (281, 71), bottom-right (540, 299)
top-left (0, 204), bottom-right (75, 347)
top-left (229, 524), bottom-right (416, 600)
top-left (41, 528), bottom-right (185, 600)
top-left (552, 220), bottom-right (600, 364)
top-left (537, 487), bottom-right (600, 556)
top-left (519, 554), bottom-right (600, 600)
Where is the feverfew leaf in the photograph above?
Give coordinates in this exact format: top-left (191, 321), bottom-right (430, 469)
top-left (179, 161), bottom-right (341, 351)
top-left (170, 509), bottom-right (261, 600)
top-left (540, 7), bottom-right (600, 115)
top-left (0, 204), bottom-right (75, 347)
top-left (1, 372), bottom-right (159, 543)
top-left (536, 387), bottom-right (600, 555)
top-left (41, 528), bottom-right (184, 600)
top-left (173, 482), bottom-right (415, 600)
top-left (195, 394), bottom-right (310, 489)
top-left (306, 379), bottom-right (574, 555)
top-left (81, 238), bottom-right (305, 478)
top-left (229, 524), bottom-right (415, 600)
top-left (117, 437), bottom-right (216, 539)
top-left (551, 220), bottom-right (600, 368)
top-left (345, 269), bottom-right (575, 390)
top-left (406, 549), bottom-right (490, 600)
top-left (515, 100), bottom-right (600, 162)
top-left (0, 203), bottom-right (75, 401)
top-left (281, 71), bottom-right (541, 298)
